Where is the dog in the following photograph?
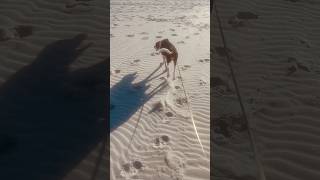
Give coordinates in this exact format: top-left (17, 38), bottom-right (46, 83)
top-left (157, 48), bottom-right (173, 76)
top-left (154, 39), bottom-right (178, 80)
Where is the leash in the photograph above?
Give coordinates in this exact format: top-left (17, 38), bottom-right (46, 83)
top-left (212, 1), bottom-right (265, 179)
top-left (124, 80), bottom-right (168, 158)
top-left (125, 104), bottom-right (145, 158)
top-left (176, 62), bottom-right (206, 157)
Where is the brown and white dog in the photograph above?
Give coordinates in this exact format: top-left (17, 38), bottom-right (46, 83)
top-left (154, 39), bottom-right (178, 80)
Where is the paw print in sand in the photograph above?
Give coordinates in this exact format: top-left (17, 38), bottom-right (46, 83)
top-left (175, 97), bottom-right (188, 106)
top-left (153, 135), bottom-right (171, 149)
top-left (120, 160), bottom-right (144, 179)
top-left (180, 65), bottom-right (191, 71)
top-left (286, 57), bottom-right (310, 76)
top-left (130, 59), bottom-right (140, 66)
top-left (198, 58), bottom-right (210, 63)
top-left (0, 25), bottom-right (33, 42)
top-left (199, 79), bottom-right (207, 86)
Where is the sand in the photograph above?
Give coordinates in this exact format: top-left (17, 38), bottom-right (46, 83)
top-left (212, 0), bottom-right (320, 179)
top-left (110, 0), bottom-right (210, 179)
top-left (0, 0), bottom-right (107, 179)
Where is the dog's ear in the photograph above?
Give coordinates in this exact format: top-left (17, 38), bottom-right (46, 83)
top-left (162, 39), bottom-right (169, 42)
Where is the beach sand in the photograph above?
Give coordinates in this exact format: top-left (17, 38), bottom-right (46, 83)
top-left (212, 0), bottom-right (320, 179)
top-left (0, 0), bottom-right (107, 179)
top-left (110, 0), bottom-right (210, 179)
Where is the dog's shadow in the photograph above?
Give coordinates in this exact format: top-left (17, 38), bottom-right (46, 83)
top-left (0, 34), bottom-right (106, 180)
top-left (110, 63), bottom-right (168, 131)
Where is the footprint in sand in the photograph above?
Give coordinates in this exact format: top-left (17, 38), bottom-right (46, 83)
top-left (193, 32), bottom-right (199, 35)
top-left (214, 46), bottom-right (231, 57)
top-left (149, 101), bottom-right (164, 113)
top-left (171, 34), bottom-right (178, 36)
top-left (211, 77), bottom-right (229, 89)
top-left (297, 62), bottom-right (310, 72)
top-left (213, 114), bottom-right (247, 138)
top-left (286, 64), bottom-right (297, 76)
top-left (140, 32), bottom-right (149, 35)
top-left (211, 77), bottom-right (232, 95)
top-left (198, 58), bottom-right (210, 63)
top-left (169, 28), bottom-right (175, 31)
top-left (180, 65), bottom-right (191, 71)
top-left (200, 79), bottom-right (207, 86)
top-left (120, 160), bottom-right (144, 179)
top-left (153, 135), bottom-right (171, 149)
top-left (177, 41), bottom-right (185, 44)
top-left (127, 34), bottom-right (135, 37)
top-left (141, 37), bottom-right (149, 40)
top-left (185, 36), bottom-right (190, 39)
top-left (13, 25), bottom-right (33, 38)
top-left (130, 59), bottom-right (140, 66)
top-left (0, 25), bottom-right (34, 41)
top-left (165, 112), bottom-right (174, 117)
top-left (299, 38), bottom-right (311, 48)
top-left (164, 151), bottom-right (186, 180)
top-left (286, 57), bottom-right (310, 76)
top-left (175, 97), bottom-right (188, 106)
top-left (156, 35), bottom-right (162, 38)
top-left (132, 160), bottom-right (143, 170)
top-left (114, 69), bottom-right (120, 74)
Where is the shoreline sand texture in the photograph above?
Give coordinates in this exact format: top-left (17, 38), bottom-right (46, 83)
top-left (212, 0), bottom-right (320, 179)
top-left (0, 0), bottom-right (107, 179)
top-left (110, 0), bottom-right (210, 179)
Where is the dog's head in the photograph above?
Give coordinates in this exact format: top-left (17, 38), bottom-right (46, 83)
top-left (154, 39), bottom-right (169, 50)
top-left (154, 40), bottom-right (161, 50)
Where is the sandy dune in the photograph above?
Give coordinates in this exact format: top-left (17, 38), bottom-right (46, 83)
top-left (110, 0), bottom-right (210, 179)
top-left (0, 0), bottom-right (107, 179)
top-left (212, 0), bottom-right (320, 179)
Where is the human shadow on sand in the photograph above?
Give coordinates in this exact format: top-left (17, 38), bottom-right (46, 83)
top-left (110, 63), bottom-right (168, 131)
top-left (0, 34), bottom-right (107, 180)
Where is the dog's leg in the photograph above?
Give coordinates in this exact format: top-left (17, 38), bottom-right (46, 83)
top-left (162, 56), bottom-right (167, 71)
top-left (167, 62), bottom-right (170, 78)
top-left (173, 62), bottom-right (176, 80)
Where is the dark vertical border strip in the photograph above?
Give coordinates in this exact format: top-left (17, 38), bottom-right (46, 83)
top-left (210, 0), bottom-right (213, 179)
top-left (107, 0), bottom-right (110, 178)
